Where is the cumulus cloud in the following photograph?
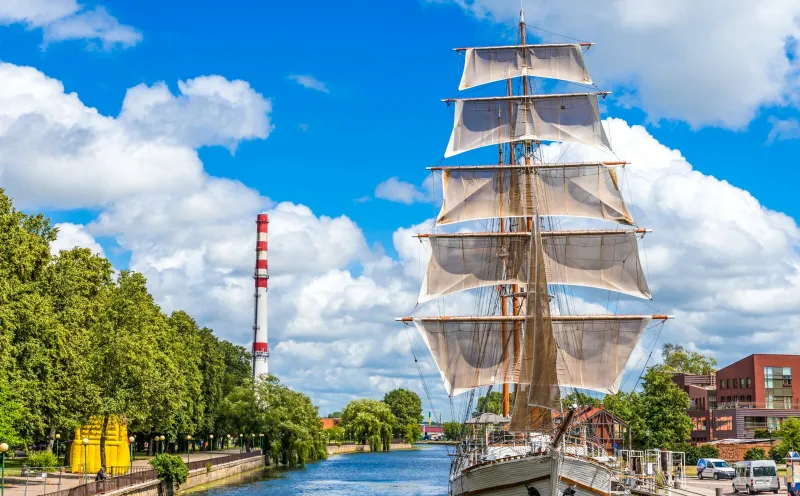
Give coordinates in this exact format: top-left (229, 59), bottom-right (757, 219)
top-left (433, 0), bottom-right (800, 129)
top-left (0, 0), bottom-right (141, 49)
top-left (374, 174), bottom-right (441, 205)
top-left (0, 62), bottom-right (272, 210)
top-left (287, 74), bottom-right (330, 93)
top-left (51, 222), bottom-right (104, 256)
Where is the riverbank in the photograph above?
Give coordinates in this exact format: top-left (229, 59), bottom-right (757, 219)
top-left (326, 442), bottom-right (416, 455)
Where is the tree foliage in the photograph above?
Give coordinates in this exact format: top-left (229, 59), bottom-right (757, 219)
top-left (382, 388), bottom-right (422, 437)
top-left (340, 399), bottom-right (395, 451)
top-left (661, 344), bottom-right (717, 375)
top-left (0, 190), bottom-right (326, 468)
top-left (744, 448), bottom-right (767, 460)
top-left (443, 421), bottom-right (463, 441)
top-left (776, 418), bottom-right (800, 453)
top-left (603, 366), bottom-right (692, 450)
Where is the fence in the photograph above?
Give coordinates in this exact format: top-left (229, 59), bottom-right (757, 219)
top-left (42, 451), bottom-right (262, 496)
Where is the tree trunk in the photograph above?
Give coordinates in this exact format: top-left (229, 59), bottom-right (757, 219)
top-left (100, 415), bottom-right (110, 470)
top-left (47, 426), bottom-right (56, 452)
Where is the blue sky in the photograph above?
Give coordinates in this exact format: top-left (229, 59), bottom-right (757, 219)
top-left (1, 0), bottom-right (799, 415)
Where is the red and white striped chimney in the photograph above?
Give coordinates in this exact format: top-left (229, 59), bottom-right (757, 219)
top-left (252, 213), bottom-right (269, 381)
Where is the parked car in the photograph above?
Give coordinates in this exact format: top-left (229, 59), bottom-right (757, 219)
top-left (733, 460), bottom-right (779, 494)
top-left (698, 458), bottom-right (736, 480)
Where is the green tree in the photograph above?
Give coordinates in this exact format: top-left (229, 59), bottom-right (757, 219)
top-left (474, 391), bottom-right (503, 416)
top-left (326, 411), bottom-right (342, 419)
top-left (340, 399), bottom-right (396, 451)
top-left (776, 417), bottom-right (800, 453)
top-left (443, 421), bottom-right (463, 441)
top-left (382, 388), bottom-right (422, 437)
top-left (698, 444), bottom-right (720, 459)
top-left (326, 426), bottom-right (345, 445)
top-left (661, 344), bottom-right (717, 375)
top-left (744, 447), bottom-right (767, 460)
top-left (754, 428), bottom-right (771, 439)
top-left (562, 391), bottom-right (601, 408)
top-left (404, 423), bottom-right (421, 444)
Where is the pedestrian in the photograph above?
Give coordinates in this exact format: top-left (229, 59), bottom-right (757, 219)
top-left (95, 467), bottom-right (106, 481)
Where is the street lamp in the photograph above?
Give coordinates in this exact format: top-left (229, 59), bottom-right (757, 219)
top-left (82, 438), bottom-right (89, 484)
top-left (55, 434), bottom-right (61, 460)
top-left (128, 436), bottom-right (135, 472)
top-left (185, 435), bottom-right (192, 464)
top-left (239, 434), bottom-right (243, 453)
top-left (160, 435), bottom-right (166, 454)
top-left (209, 435), bottom-right (214, 457)
top-left (226, 434), bottom-right (231, 450)
top-left (1, 442), bottom-right (9, 496)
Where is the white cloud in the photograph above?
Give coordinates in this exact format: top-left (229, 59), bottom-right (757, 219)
top-left (433, 0), bottom-right (800, 129)
top-left (374, 174), bottom-right (440, 205)
top-left (766, 117), bottom-right (800, 143)
top-left (51, 222), bottom-right (104, 256)
top-left (0, 0), bottom-right (141, 49)
top-left (0, 62), bottom-right (272, 210)
top-left (287, 74), bottom-right (330, 93)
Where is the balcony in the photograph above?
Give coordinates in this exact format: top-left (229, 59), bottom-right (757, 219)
top-left (714, 400), bottom-right (800, 410)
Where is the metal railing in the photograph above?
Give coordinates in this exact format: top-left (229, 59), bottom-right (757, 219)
top-left (43, 451), bottom-right (262, 496)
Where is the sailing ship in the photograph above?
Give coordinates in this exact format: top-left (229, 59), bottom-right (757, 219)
top-left (398, 9), bottom-right (672, 496)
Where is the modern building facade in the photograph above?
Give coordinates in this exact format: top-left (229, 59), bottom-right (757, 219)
top-left (673, 354), bottom-right (800, 442)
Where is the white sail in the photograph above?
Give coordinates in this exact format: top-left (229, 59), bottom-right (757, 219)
top-left (459, 44), bottom-right (592, 90)
top-left (409, 315), bottom-right (653, 397)
top-left (412, 318), bottom-right (518, 396)
top-left (444, 94), bottom-right (611, 158)
top-left (418, 231), bottom-right (650, 302)
top-left (553, 316), bottom-right (652, 394)
top-left (436, 164), bottom-right (633, 226)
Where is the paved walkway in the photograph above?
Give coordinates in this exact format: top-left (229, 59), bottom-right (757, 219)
top-left (1, 450), bottom-right (247, 496)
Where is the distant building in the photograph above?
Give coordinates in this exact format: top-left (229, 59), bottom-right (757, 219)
top-left (556, 406), bottom-right (627, 454)
top-left (421, 423), bottom-right (444, 440)
top-left (320, 418), bottom-right (341, 430)
top-left (672, 354), bottom-right (800, 442)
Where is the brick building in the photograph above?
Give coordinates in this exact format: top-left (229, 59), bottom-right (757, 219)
top-left (673, 354), bottom-right (800, 442)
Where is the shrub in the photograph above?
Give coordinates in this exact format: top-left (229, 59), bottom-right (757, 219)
top-left (770, 445), bottom-right (788, 464)
top-left (404, 423), bottom-right (421, 445)
top-left (205, 462), bottom-right (212, 474)
top-left (675, 443), bottom-right (700, 465)
top-left (744, 448), bottom-right (767, 461)
top-left (753, 429), bottom-right (771, 439)
top-left (149, 454), bottom-right (188, 487)
top-left (698, 444), bottom-right (720, 459)
top-left (27, 450), bottom-right (58, 468)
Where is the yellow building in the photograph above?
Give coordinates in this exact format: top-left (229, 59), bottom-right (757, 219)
top-left (70, 417), bottom-right (131, 474)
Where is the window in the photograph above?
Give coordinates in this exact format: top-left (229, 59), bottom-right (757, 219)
top-left (721, 380), bottom-right (725, 389)
top-left (715, 416), bottom-right (733, 431)
top-left (747, 395), bottom-right (752, 402)
top-left (765, 367), bottom-right (793, 409)
top-left (754, 466), bottom-right (777, 477)
top-left (740, 378), bottom-right (746, 388)
top-left (747, 377), bottom-right (752, 388)
top-left (727, 379), bottom-right (731, 389)
top-left (733, 379), bottom-right (738, 389)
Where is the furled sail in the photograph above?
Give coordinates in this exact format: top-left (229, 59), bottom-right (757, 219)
top-left (458, 44), bottom-right (592, 90)
top-left (412, 318), bottom-right (518, 396)
top-left (418, 231), bottom-right (650, 302)
top-left (553, 316), bottom-right (651, 394)
top-left (444, 94), bottom-right (611, 158)
top-left (436, 164), bottom-right (633, 226)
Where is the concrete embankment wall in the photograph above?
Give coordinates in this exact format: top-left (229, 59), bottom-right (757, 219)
top-left (103, 455), bottom-right (265, 496)
top-left (326, 443), bottom-right (415, 455)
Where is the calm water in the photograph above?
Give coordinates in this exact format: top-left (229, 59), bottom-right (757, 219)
top-left (187, 444), bottom-right (452, 496)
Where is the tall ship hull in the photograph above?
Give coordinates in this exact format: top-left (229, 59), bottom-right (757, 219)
top-left (451, 453), bottom-right (611, 496)
top-left (397, 7), bottom-right (672, 496)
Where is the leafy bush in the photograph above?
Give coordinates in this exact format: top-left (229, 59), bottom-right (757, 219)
top-left (753, 429), bottom-right (771, 439)
top-left (744, 448), bottom-right (767, 460)
top-left (675, 443), bottom-right (700, 465)
top-left (404, 423), bottom-right (421, 444)
top-left (698, 444), bottom-right (720, 459)
top-left (27, 450), bottom-right (58, 468)
top-left (149, 454), bottom-right (188, 487)
top-left (770, 445), bottom-right (788, 464)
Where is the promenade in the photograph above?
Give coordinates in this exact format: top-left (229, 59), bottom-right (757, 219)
top-left (1, 450), bottom-right (246, 496)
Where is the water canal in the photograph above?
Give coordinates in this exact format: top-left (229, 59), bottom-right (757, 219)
top-left (187, 444), bottom-right (451, 496)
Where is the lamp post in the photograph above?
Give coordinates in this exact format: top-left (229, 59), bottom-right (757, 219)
top-left (259, 434), bottom-right (264, 453)
top-left (239, 434), bottom-right (243, 453)
top-left (226, 434), bottom-right (231, 450)
top-left (185, 435), bottom-right (192, 464)
top-left (55, 434), bottom-right (61, 460)
top-left (82, 438), bottom-right (89, 484)
top-left (128, 436), bottom-right (135, 472)
top-left (160, 436), bottom-right (166, 454)
top-left (1, 442), bottom-right (9, 496)
top-left (209, 435), bottom-right (214, 457)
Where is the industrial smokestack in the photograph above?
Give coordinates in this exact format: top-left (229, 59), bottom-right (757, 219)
top-left (252, 213), bottom-right (269, 381)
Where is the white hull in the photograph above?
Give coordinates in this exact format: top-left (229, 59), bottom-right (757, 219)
top-left (450, 453), bottom-right (612, 496)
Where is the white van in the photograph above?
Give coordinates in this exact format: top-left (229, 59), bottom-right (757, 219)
top-left (699, 458), bottom-right (736, 480)
top-left (733, 460), bottom-right (779, 494)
